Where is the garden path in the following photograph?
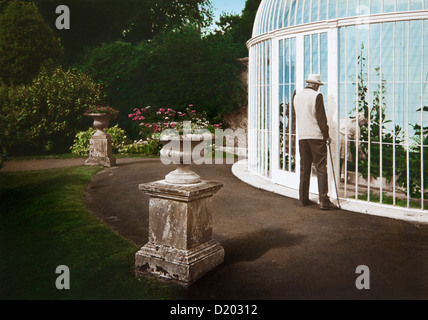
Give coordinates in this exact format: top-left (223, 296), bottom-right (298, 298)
top-left (86, 159), bottom-right (428, 300)
top-left (4, 157), bottom-right (428, 299)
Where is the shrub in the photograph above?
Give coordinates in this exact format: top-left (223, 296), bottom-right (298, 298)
top-left (70, 125), bottom-right (129, 156)
top-left (0, 67), bottom-right (106, 154)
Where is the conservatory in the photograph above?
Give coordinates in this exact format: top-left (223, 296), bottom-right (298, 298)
top-left (246, 0), bottom-right (428, 215)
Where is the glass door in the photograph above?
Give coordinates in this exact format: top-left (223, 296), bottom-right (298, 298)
top-left (272, 30), bottom-right (333, 195)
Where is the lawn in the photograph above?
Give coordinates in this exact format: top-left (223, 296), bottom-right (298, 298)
top-left (0, 165), bottom-right (182, 300)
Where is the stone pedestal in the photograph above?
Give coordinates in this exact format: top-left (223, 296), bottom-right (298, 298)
top-left (135, 180), bottom-right (224, 287)
top-left (85, 134), bottom-right (116, 167)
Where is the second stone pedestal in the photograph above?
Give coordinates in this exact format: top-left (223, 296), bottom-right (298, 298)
top-left (136, 180), bottom-right (224, 287)
top-left (85, 134), bottom-right (116, 167)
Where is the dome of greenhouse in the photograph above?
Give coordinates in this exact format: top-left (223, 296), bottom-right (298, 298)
top-left (253, 0), bottom-right (428, 37)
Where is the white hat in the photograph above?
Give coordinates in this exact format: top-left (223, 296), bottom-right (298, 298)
top-left (305, 74), bottom-right (325, 85)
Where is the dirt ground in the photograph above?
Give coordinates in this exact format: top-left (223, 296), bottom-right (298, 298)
top-left (83, 158), bottom-right (428, 300)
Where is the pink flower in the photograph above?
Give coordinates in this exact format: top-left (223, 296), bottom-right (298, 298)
top-left (214, 124), bottom-right (219, 128)
top-left (191, 110), bottom-right (196, 114)
top-left (189, 104), bottom-right (194, 107)
top-left (171, 122), bottom-right (176, 128)
top-left (180, 114), bottom-right (186, 118)
top-left (139, 116), bottom-right (145, 121)
top-left (128, 114), bottom-right (134, 118)
top-left (159, 108), bottom-right (166, 113)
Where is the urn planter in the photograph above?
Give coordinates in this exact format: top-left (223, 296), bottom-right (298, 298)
top-left (136, 132), bottom-right (224, 287)
top-left (160, 133), bottom-right (213, 185)
top-left (85, 113), bottom-right (116, 168)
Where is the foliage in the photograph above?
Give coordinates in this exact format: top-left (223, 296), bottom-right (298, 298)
top-left (143, 26), bottom-right (246, 120)
top-left (128, 105), bottom-right (223, 138)
top-left (81, 41), bottom-right (150, 137)
top-left (84, 105), bottom-right (119, 120)
top-left (0, 67), bottom-right (106, 154)
top-left (211, 0), bottom-right (261, 57)
top-left (353, 44), bottom-right (426, 199)
top-left (83, 26), bottom-right (247, 132)
top-left (0, 0), bottom-right (63, 85)
top-left (70, 125), bottom-right (129, 156)
top-left (33, 0), bottom-right (213, 64)
top-left (118, 137), bottom-right (163, 156)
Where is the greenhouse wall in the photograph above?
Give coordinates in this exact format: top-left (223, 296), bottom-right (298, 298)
top-left (248, 0), bottom-right (428, 212)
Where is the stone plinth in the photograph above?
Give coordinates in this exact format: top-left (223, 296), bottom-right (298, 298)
top-left (85, 134), bottom-right (116, 167)
top-left (135, 180), bottom-right (224, 287)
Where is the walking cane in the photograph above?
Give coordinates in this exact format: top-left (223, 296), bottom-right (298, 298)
top-left (327, 142), bottom-right (341, 209)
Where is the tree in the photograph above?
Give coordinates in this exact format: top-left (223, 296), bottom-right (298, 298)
top-left (212, 0), bottom-right (262, 57)
top-left (0, 0), bottom-right (63, 85)
top-left (33, 0), bottom-right (212, 64)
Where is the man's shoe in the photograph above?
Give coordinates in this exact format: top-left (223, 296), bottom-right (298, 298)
top-left (299, 199), bottom-right (317, 207)
top-left (319, 200), bottom-right (339, 210)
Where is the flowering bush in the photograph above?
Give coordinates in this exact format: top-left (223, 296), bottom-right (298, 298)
top-left (84, 105), bottom-right (119, 120)
top-left (128, 104), bottom-right (222, 137)
top-left (70, 125), bottom-right (128, 156)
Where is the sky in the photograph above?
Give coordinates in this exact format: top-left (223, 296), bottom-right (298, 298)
top-left (210, 0), bottom-right (248, 22)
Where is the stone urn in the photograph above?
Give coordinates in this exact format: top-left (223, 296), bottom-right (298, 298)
top-left (160, 132), bottom-right (213, 185)
top-left (85, 113), bottom-right (116, 167)
top-left (88, 113), bottom-right (110, 136)
top-left (137, 131), bottom-right (224, 286)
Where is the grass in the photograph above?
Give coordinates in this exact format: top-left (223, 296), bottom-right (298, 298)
top-left (357, 192), bottom-right (425, 210)
top-left (0, 166), bottom-right (182, 300)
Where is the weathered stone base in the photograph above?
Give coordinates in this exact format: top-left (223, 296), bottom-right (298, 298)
top-left (136, 180), bottom-right (224, 287)
top-left (135, 240), bottom-right (224, 287)
top-left (85, 134), bottom-right (116, 167)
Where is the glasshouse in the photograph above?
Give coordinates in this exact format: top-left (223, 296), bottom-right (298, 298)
top-left (247, 0), bottom-right (428, 214)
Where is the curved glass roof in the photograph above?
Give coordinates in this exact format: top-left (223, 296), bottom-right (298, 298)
top-left (253, 0), bottom-right (428, 37)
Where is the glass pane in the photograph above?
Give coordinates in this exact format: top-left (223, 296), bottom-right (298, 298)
top-left (384, 0), bottom-right (395, 12)
top-left (296, 0), bottom-right (303, 25)
top-left (369, 24), bottom-right (381, 84)
top-left (426, 0), bottom-right (428, 9)
top-left (410, 0), bottom-right (423, 10)
top-left (381, 23), bottom-right (394, 81)
top-left (319, 0), bottom-right (327, 20)
top-left (291, 37), bottom-right (296, 83)
top-left (303, 0), bottom-right (311, 23)
top-left (346, 26), bottom-right (357, 81)
top-left (305, 35), bottom-right (311, 82)
top-left (312, 33), bottom-right (319, 74)
top-left (348, 0), bottom-right (358, 16)
top-left (409, 20), bottom-right (423, 82)
top-left (337, 0), bottom-right (348, 18)
top-left (395, 21), bottom-right (408, 83)
top-left (320, 33), bottom-right (328, 82)
top-left (371, 0), bottom-right (382, 14)
top-left (359, 0), bottom-right (370, 14)
top-left (285, 38), bottom-right (290, 84)
top-left (311, 0), bottom-right (319, 22)
top-left (281, 0), bottom-right (290, 28)
top-left (396, 0), bottom-right (409, 11)
top-left (339, 27), bottom-right (347, 82)
top-left (328, 0), bottom-right (337, 19)
top-left (290, 0), bottom-right (296, 26)
top-left (272, 0), bottom-right (281, 31)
